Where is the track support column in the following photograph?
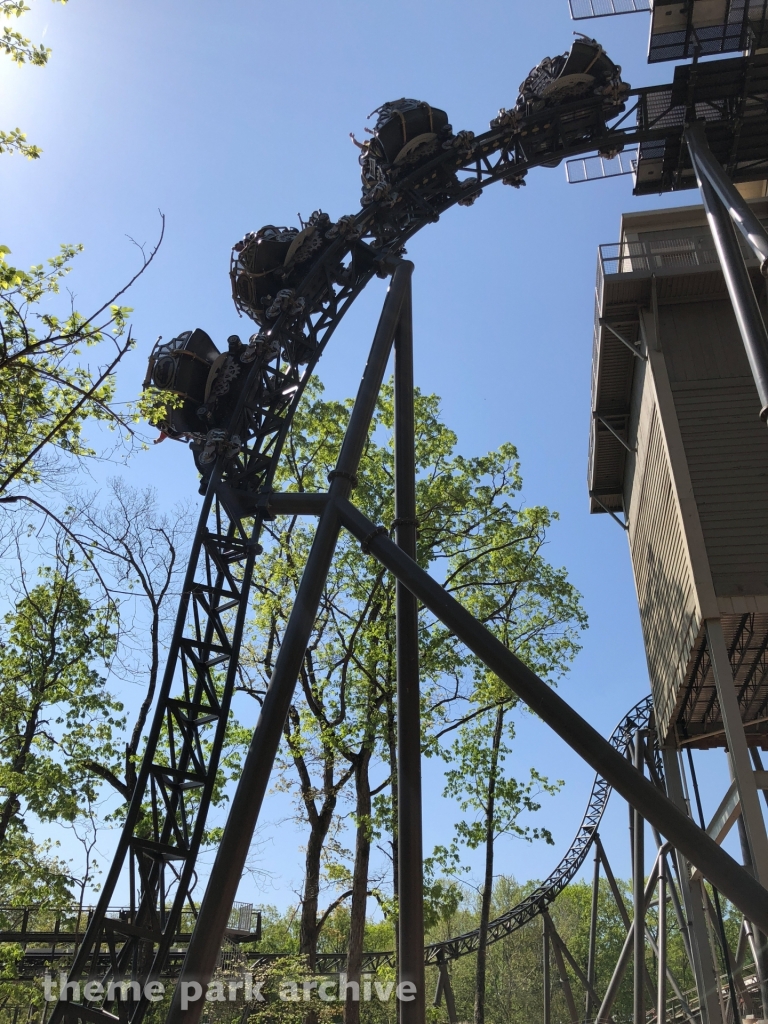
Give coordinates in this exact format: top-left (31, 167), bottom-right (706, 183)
top-left (433, 955), bottom-right (457, 1024)
top-left (685, 123), bottom-right (768, 272)
top-left (393, 275), bottom-right (426, 1024)
top-left (586, 839), bottom-right (600, 1020)
top-left (658, 853), bottom-right (667, 1024)
top-left (549, 916), bottom-right (579, 1024)
top-left (661, 747), bottom-right (723, 1024)
top-left (633, 731), bottom-right (645, 1024)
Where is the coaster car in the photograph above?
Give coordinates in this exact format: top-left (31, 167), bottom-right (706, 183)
top-left (231, 212), bottom-right (331, 325)
top-left (513, 36), bottom-right (628, 120)
top-left (491, 36), bottom-right (629, 168)
top-left (144, 329), bottom-right (246, 439)
top-left (355, 99), bottom-right (455, 202)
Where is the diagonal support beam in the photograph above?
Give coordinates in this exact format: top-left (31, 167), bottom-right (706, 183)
top-left (545, 914), bottom-right (580, 1024)
top-left (707, 618), bottom-right (768, 886)
top-left (598, 318), bottom-right (647, 361)
top-left (543, 918), bottom-right (551, 1024)
top-left (595, 859), bottom-right (661, 1024)
top-left (593, 411), bottom-right (636, 453)
top-left (596, 835), bottom-right (630, 930)
top-left (541, 909), bottom-right (603, 1011)
top-left (432, 956), bottom-right (458, 1024)
top-left (586, 840), bottom-right (600, 1020)
top-left (588, 491), bottom-right (629, 531)
top-left (662, 748), bottom-right (722, 1024)
top-left (707, 779), bottom-right (740, 846)
top-left (336, 497), bottom-right (768, 935)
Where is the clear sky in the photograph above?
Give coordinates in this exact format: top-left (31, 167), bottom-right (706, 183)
top-left (0, 0), bottom-right (739, 912)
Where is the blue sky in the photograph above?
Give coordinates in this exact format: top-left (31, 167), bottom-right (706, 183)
top-left (0, 0), bottom-right (740, 913)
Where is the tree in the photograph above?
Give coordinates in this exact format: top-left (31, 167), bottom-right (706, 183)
top-left (242, 379), bottom-right (586, 1023)
top-left (421, 431), bottom-right (587, 1024)
top-left (0, 231), bottom-right (164, 502)
top-left (0, 473), bottom-right (192, 925)
top-left (70, 477), bottom-right (193, 799)
top-left (1, 3), bottom-right (168, 532)
top-left (0, 555), bottom-right (120, 883)
top-left (1, 0), bottom-right (67, 159)
top-left (440, 713), bottom-right (560, 1024)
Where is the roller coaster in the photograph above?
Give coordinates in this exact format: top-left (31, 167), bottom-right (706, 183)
top-left (13, 25), bottom-right (768, 1024)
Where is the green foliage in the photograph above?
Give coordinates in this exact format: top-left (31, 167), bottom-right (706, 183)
top-left (428, 875), bottom-right (745, 1024)
top-left (2, 0), bottom-right (68, 158)
top-left (243, 873), bottom-right (727, 1024)
top-left (443, 733), bottom-right (560, 852)
top-left (135, 385), bottom-right (186, 435)
top-left (0, 565), bottom-right (120, 815)
top-left (0, 239), bottom-right (159, 495)
top-left (238, 955), bottom-right (338, 1024)
top-left (422, 874), bottom-right (463, 931)
top-left (1, 1), bottom-right (57, 67)
top-left (0, 128), bottom-right (40, 159)
top-left (0, 560), bottom-right (122, 898)
top-left (0, 244), bottom-right (127, 490)
top-left (0, 476), bottom-right (191, 989)
top-left (0, 828), bottom-right (72, 906)
top-left (0, 0), bottom-right (165, 908)
top-left (253, 906), bottom-right (301, 955)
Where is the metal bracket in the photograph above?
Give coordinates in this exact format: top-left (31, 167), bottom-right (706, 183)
top-left (589, 490), bottom-right (629, 531)
top-left (599, 317), bottom-right (647, 361)
top-left (593, 411), bottom-right (637, 453)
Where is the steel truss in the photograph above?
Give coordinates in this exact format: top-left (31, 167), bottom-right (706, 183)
top-left (45, 49), bottom-right (768, 1024)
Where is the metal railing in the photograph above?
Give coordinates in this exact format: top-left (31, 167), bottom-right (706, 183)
top-left (569, 0), bottom-right (649, 17)
top-left (589, 213), bottom-right (768, 498)
top-left (599, 235), bottom-right (720, 276)
top-left (566, 148), bottom-right (638, 184)
top-left (227, 902), bottom-right (253, 934)
top-left (664, 969), bottom-right (760, 1024)
top-left (0, 902), bottom-right (258, 943)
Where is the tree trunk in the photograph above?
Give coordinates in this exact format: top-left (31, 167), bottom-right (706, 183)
top-left (345, 749), bottom-right (372, 1024)
top-left (474, 707), bottom-right (504, 1024)
top-left (0, 794), bottom-right (21, 846)
top-left (125, 602), bottom-right (161, 795)
top-left (300, 814), bottom-right (328, 968)
top-left (287, 721), bottom-right (344, 969)
top-left (0, 700), bottom-right (43, 845)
